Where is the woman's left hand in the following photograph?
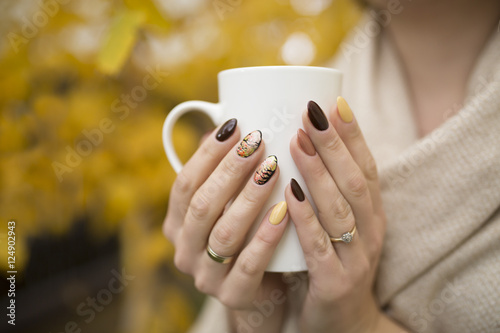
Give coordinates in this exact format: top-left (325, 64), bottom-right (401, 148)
top-left (285, 98), bottom-right (401, 332)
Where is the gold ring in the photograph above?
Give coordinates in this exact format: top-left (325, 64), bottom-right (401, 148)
top-left (206, 244), bottom-right (234, 264)
top-left (330, 225), bottom-right (357, 244)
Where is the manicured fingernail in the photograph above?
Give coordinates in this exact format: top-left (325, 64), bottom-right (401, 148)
top-left (254, 155), bottom-right (278, 185)
top-left (269, 201), bottom-right (287, 225)
top-left (290, 178), bottom-right (305, 202)
top-left (297, 129), bottom-right (316, 156)
top-left (236, 130), bottom-right (262, 157)
top-left (307, 101), bottom-right (329, 131)
top-left (216, 118), bottom-right (237, 141)
top-left (337, 96), bottom-right (353, 123)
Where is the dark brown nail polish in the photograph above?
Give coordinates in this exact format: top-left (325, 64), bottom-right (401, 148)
top-left (290, 178), bottom-right (305, 202)
top-left (297, 129), bottom-right (316, 156)
top-left (216, 118), bottom-right (237, 141)
top-left (307, 101), bottom-right (329, 131)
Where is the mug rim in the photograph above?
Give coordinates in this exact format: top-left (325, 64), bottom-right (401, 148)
top-left (218, 65), bottom-right (341, 78)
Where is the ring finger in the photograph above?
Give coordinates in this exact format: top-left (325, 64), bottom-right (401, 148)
top-left (196, 160), bottom-right (281, 295)
top-left (285, 179), bottom-right (365, 277)
top-left (290, 130), bottom-right (356, 256)
top-left (207, 156), bottom-right (280, 262)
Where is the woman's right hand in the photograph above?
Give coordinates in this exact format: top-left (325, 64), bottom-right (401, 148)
top-left (163, 119), bottom-right (289, 332)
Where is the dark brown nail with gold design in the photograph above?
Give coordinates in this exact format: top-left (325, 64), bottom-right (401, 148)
top-left (236, 130), bottom-right (262, 157)
top-left (297, 129), bottom-right (316, 156)
top-left (307, 101), bottom-right (329, 131)
top-left (216, 118), bottom-right (237, 142)
top-left (254, 155), bottom-right (278, 185)
top-left (290, 178), bottom-right (305, 202)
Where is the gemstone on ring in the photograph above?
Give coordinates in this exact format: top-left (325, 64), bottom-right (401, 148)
top-left (341, 232), bottom-right (353, 243)
top-left (329, 225), bottom-right (357, 244)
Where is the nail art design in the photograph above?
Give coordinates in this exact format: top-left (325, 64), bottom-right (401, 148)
top-left (337, 96), bottom-right (353, 123)
top-left (236, 130), bottom-right (262, 157)
top-left (254, 155), bottom-right (278, 185)
top-left (297, 129), bottom-right (316, 156)
top-left (307, 100), bottom-right (329, 131)
top-left (290, 178), bottom-right (305, 202)
top-left (216, 118), bottom-right (237, 141)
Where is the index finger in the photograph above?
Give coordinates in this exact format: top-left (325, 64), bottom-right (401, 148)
top-left (221, 202), bottom-right (289, 307)
top-left (165, 119), bottom-right (240, 237)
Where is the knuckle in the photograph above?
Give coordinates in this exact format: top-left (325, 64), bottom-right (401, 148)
top-left (193, 276), bottom-right (206, 293)
top-left (364, 156), bottom-right (379, 182)
top-left (211, 223), bottom-right (237, 251)
top-left (309, 163), bottom-right (330, 181)
top-left (162, 220), bottom-right (175, 242)
top-left (176, 202), bottom-right (189, 217)
top-left (312, 232), bottom-right (333, 258)
top-left (253, 230), bottom-right (276, 249)
top-left (220, 157), bottom-right (240, 180)
top-left (301, 207), bottom-right (317, 226)
top-left (337, 278), bottom-right (356, 300)
top-left (316, 288), bottom-right (336, 304)
top-left (312, 282), bottom-right (341, 304)
top-left (240, 188), bottom-right (260, 207)
top-left (194, 275), bottom-right (213, 295)
top-left (173, 171), bottom-right (193, 194)
top-left (328, 196), bottom-right (354, 225)
top-left (189, 192), bottom-right (211, 220)
top-left (238, 255), bottom-right (261, 277)
top-left (367, 230), bottom-right (384, 261)
top-left (162, 212), bottom-right (181, 243)
top-left (350, 256), bottom-right (371, 281)
top-left (324, 134), bottom-right (344, 153)
top-left (346, 173), bottom-right (368, 199)
top-left (173, 252), bottom-right (191, 274)
top-left (358, 256), bottom-right (371, 275)
top-left (218, 291), bottom-right (243, 309)
top-left (372, 231), bottom-right (384, 252)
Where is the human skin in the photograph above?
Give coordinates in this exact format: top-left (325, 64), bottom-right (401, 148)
top-left (163, 0), bottom-right (500, 332)
top-left (163, 100), bottom-right (405, 332)
top-left (376, 0), bottom-right (500, 136)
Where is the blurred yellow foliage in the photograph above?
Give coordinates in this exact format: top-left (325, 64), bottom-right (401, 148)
top-left (0, 0), bottom-right (361, 331)
top-left (97, 9), bottom-right (145, 74)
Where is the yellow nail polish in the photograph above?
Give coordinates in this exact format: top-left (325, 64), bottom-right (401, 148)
top-left (269, 201), bottom-right (287, 225)
top-left (337, 96), bottom-right (353, 123)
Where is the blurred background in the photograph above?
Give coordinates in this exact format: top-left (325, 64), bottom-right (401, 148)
top-left (0, 0), bottom-right (361, 332)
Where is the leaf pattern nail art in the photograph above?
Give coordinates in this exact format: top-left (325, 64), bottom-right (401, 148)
top-left (236, 130), bottom-right (262, 157)
top-left (254, 155), bottom-right (277, 185)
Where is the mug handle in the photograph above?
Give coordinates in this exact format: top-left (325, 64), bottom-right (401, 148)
top-left (162, 101), bottom-right (223, 173)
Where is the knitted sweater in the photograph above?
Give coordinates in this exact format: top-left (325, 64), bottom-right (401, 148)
top-left (189, 16), bottom-right (500, 333)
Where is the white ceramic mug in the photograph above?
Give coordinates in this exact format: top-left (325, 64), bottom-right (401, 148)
top-left (162, 66), bottom-right (342, 272)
